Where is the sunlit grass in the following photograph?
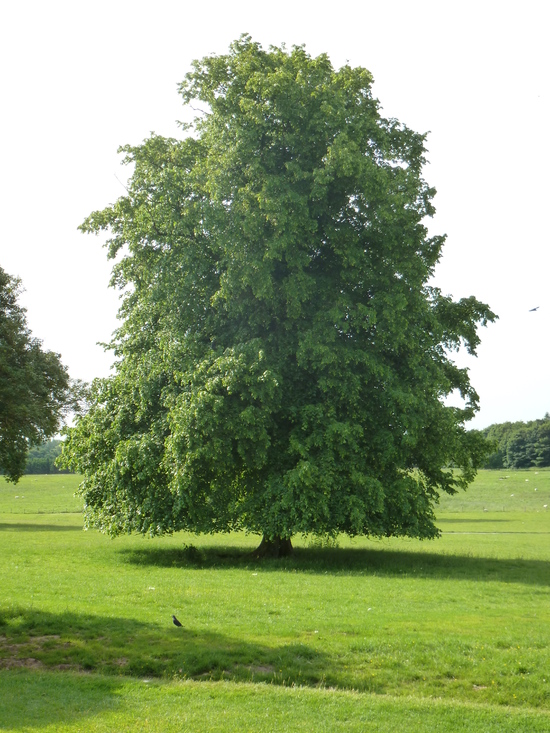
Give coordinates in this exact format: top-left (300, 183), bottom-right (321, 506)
top-left (0, 474), bottom-right (83, 514)
top-left (437, 467), bottom-right (550, 512)
top-left (2, 672), bottom-right (549, 733)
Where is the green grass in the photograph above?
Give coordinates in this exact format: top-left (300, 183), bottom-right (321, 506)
top-left (1, 470), bottom-right (550, 731)
top-left (0, 474), bottom-right (83, 514)
top-left (437, 466), bottom-right (550, 512)
top-left (2, 673), bottom-right (549, 732)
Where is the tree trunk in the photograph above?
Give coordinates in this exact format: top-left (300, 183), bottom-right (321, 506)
top-left (253, 535), bottom-right (293, 558)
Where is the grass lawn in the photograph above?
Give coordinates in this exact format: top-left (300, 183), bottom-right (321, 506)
top-left (1, 470), bottom-right (549, 731)
top-left (0, 474), bottom-right (83, 514)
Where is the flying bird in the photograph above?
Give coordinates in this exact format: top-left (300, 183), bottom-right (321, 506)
top-left (529, 307), bottom-right (540, 312)
top-left (172, 615), bottom-right (183, 627)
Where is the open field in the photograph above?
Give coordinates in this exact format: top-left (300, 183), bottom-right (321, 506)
top-left (437, 467), bottom-right (550, 512)
top-left (0, 474), bottom-right (83, 514)
top-left (1, 470), bottom-right (549, 731)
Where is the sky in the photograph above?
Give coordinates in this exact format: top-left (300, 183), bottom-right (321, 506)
top-left (1, 0), bottom-right (548, 429)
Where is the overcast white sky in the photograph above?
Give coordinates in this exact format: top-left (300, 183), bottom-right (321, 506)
top-left (1, 0), bottom-right (548, 429)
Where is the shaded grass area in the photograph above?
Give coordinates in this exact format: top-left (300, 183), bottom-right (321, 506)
top-left (0, 522), bottom-right (83, 532)
top-left (2, 671), bottom-right (549, 733)
top-left (119, 540), bottom-right (550, 586)
top-left (0, 606), bottom-right (322, 683)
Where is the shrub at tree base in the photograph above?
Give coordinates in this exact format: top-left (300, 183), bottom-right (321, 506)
top-left (60, 37), bottom-right (496, 554)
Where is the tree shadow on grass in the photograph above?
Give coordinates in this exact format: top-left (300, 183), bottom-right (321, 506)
top-left (0, 522), bottom-right (83, 532)
top-left (0, 605), bottom-right (324, 688)
top-left (119, 544), bottom-right (550, 587)
top-left (437, 518), bottom-right (512, 524)
top-left (0, 607), bottom-right (325, 728)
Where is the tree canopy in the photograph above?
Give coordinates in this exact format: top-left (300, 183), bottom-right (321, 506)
top-left (61, 37), bottom-right (496, 553)
top-left (0, 267), bottom-right (72, 482)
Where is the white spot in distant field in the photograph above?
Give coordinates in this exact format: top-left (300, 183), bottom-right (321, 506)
top-left (511, 494), bottom-right (514, 497)
top-left (367, 608), bottom-right (372, 611)
top-left (535, 488), bottom-right (538, 491)
top-left (544, 505), bottom-right (548, 509)
top-left (252, 573), bottom-right (258, 576)
top-left (147, 587), bottom-right (155, 590)
top-left (535, 472), bottom-right (539, 475)
top-left (14, 496), bottom-right (19, 499)
top-left (525, 479), bottom-right (529, 482)
top-left (314, 630), bottom-right (319, 633)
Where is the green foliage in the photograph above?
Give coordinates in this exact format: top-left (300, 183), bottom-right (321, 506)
top-left (62, 37), bottom-right (495, 543)
top-left (482, 413), bottom-right (550, 469)
top-left (0, 267), bottom-right (74, 483)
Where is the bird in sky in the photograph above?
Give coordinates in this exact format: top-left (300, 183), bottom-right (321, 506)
top-left (529, 307), bottom-right (540, 312)
top-left (172, 615), bottom-right (183, 627)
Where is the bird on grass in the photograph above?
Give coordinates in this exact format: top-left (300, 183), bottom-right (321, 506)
top-left (172, 615), bottom-right (183, 627)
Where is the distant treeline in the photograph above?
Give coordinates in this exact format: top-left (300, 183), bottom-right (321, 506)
top-left (482, 413), bottom-right (550, 469)
top-left (7, 420), bottom-right (550, 476)
top-left (24, 440), bottom-right (72, 475)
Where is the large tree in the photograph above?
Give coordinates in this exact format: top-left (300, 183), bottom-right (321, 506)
top-left (0, 267), bottom-right (72, 482)
top-left (61, 37), bottom-right (496, 554)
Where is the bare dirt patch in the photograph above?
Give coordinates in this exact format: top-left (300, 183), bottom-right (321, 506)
top-left (0, 634), bottom-right (70, 669)
top-left (246, 664), bottom-right (275, 674)
top-left (0, 657), bottom-right (44, 670)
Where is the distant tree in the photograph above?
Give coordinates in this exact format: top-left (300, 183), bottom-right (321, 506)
top-left (61, 37), bottom-right (496, 554)
top-left (483, 414), bottom-right (550, 469)
top-left (533, 419), bottom-right (550, 467)
top-left (483, 422), bottom-right (520, 469)
top-left (506, 429), bottom-right (535, 468)
top-left (24, 439), bottom-right (71, 474)
top-left (0, 267), bottom-right (73, 482)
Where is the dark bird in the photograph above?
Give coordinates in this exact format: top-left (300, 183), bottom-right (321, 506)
top-left (529, 307), bottom-right (540, 312)
top-left (172, 615), bottom-right (183, 627)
